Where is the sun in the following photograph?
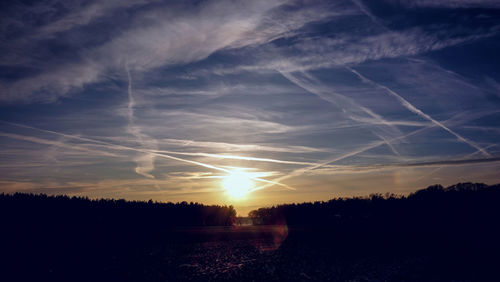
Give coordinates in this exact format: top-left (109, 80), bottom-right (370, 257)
top-left (222, 171), bottom-right (254, 199)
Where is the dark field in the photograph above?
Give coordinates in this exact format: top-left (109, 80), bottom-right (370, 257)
top-left (4, 224), bottom-right (498, 281)
top-left (2, 183), bottom-right (500, 281)
top-left (110, 226), bottom-right (498, 282)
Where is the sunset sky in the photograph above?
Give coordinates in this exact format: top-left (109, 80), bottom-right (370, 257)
top-left (1, 0), bottom-right (499, 215)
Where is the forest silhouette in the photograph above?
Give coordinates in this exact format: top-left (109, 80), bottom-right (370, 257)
top-left (1, 193), bottom-right (237, 227)
top-left (2, 182), bottom-right (499, 281)
top-left (249, 182), bottom-right (500, 227)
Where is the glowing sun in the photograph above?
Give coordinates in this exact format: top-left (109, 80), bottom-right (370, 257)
top-left (222, 171), bottom-right (254, 199)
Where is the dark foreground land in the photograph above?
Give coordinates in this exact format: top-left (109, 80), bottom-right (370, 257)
top-left (2, 182), bottom-right (500, 281)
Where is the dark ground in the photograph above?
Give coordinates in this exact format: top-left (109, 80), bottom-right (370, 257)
top-left (3, 225), bottom-right (498, 281)
top-left (2, 184), bottom-right (500, 281)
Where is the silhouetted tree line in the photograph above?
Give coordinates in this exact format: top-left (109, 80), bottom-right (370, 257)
top-left (2, 183), bottom-right (499, 281)
top-left (1, 193), bottom-right (238, 281)
top-left (248, 182), bottom-right (500, 227)
top-left (0, 193), bottom-right (236, 228)
top-left (247, 182), bottom-right (500, 279)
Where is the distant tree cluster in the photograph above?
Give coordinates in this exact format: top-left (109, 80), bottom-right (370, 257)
top-left (0, 193), bottom-right (236, 228)
top-left (1, 193), bottom-right (236, 281)
top-left (248, 182), bottom-right (500, 266)
top-left (249, 182), bottom-right (500, 227)
top-left (2, 183), bottom-right (499, 281)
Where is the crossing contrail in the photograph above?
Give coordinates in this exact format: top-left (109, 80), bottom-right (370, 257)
top-left (347, 67), bottom-right (490, 157)
top-left (251, 110), bottom-right (495, 192)
top-left (279, 70), bottom-right (405, 158)
top-left (0, 120), bottom-right (294, 190)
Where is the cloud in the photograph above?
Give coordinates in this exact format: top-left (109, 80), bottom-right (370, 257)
top-left (1, 0), bottom-right (500, 199)
top-left (414, 143), bottom-right (498, 181)
top-left (152, 138), bottom-right (333, 154)
top-left (152, 150), bottom-right (316, 166)
top-left (348, 67), bottom-right (491, 157)
top-left (394, 0), bottom-right (500, 8)
top-left (350, 0), bottom-right (387, 29)
top-left (149, 110), bottom-right (296, 135)
top-left (0, 0), bottom-right (341, 102)
top-left (310, 155), bottom-right (500, 175)
top-left (252, 109), bottom-right (500, 191)
top-left (279, 70), bottom-right (403, 135)
top-left (224, 24), bottom-right (500, 75)
top-left (278, 69), bottom-right (412, 159)
top-left (0, 121), bottom-right (293, 190)
top-left (125, 62), bottom-right (156, 179)
top-left (0, 131), bottom-right (119, 158)
top-left (0, 60), bottom-right (104, 102)
top-left (35, 0), bottom-right (156, 38)
top-left (2, 0), bottom-right (497, 102)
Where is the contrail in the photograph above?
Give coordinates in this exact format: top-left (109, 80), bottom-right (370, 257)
top-left (414, 143), bottom-right (498, 182)
top-left (350, 0), bottom-right (388, 30)
top-left (0, 132), bottom-right (120, 158)
top-left (125, 62), bottom-right (157, 179)
top-left (347, 67), bottom-right (491, 157)
top-left (251, 140), bottom-right (386, 192)
top-left (251, 110), bottom-right (496, 192)
top-left (259, 68), bottom-right (490, 191)
top-left (279, 70), bottom-right (405, 156)
top-left (0, 121), bottom-right (293, 190)
top-left (125, 62), bottom-right (135, 124)
top-left (151, 150), bottom-right (316, 166)
top-left (374, 132), bottom-right (401, 156)
top-left (304, 154), bottom-right (500, 174)
top-left (154, 138), bottom-right (331, 154)
top-left (279, 70), bottom-right (401, 134)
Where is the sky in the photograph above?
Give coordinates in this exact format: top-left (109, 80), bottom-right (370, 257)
top-left (1, 0), bottom-right (500, 215)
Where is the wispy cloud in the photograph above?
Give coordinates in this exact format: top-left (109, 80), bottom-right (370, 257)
top-left (0, 121), bottom-right (293, 190)
top-left (394, 0), bottom-right (500, 8)
top-left (310, 155), bottom-right (500, 175)
top-left (0, 131), bottom-right (119, 158)
top-left (278, 69), bottom-right (406, 157)
top-left (1, 0), bottom-right (499, 203)
top-left (252, 109), bottom-right (500, 191)
top-left (152, 150), bottom-right (315, 166)
top-left (125, 62), bottom-right (157, 179)
top-left (153, 138), bottom-right (332, 154)
top-left (0, 0), bottom-right (338, 102)
top-left (279, 71), bottom-right (402, 134)
top-left (348, 67), bottom-right (491, 157)
top-left (415, 144), bottom-right (498, 182)
top-left (232, 24), bottom-right (500, 75)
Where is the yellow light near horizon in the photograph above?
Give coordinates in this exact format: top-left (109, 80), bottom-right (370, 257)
top-left (222, 171), bottom-right (254, 199)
